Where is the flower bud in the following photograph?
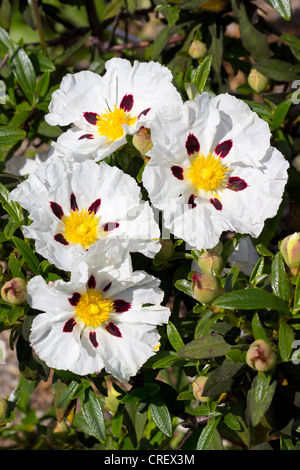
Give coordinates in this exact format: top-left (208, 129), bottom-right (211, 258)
top-left (197, 250), bottom-right (224, 275)
top-left (188, 40), bottom-right (207, 60)
top-left (155, 239), bottom-right (174, 260)
top-left (132, 126), bottom-right (153, 158)
top-left (191, 272), bottom-right (222, 305)
top-left (0, 397), bottom-right (10, 422)
top-left (280, 233), bottom-right (300, 269)
top-left (247, 68), bottom-right (270, 93)
top-left (47, 420), bottom-right (70, 445)
top-left (192, 376), bottom-right (212, 402)
top-left (246, 339), bottom-right (276, 372)
top-left (1, 277), bottom-right (27, 305)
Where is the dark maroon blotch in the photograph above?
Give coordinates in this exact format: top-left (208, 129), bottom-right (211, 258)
top-left (88, 198), bottom-right (101, 214)
top-left (54, 233), bottom-right (69, 245)
top-left (185, 133), bottom-right (200, 155)
top-left (70, 193), bottom-right (79, 212)
top-left (215, 140), bottom-right (232, 158)
top-left (188, 194), bottom-right (197, 209)
top-left (113, 299), bottom-right (131, 313)
top-left (68, 292), bottom-right (81, 306)
top-left (63, 318), bottom-right (77, 333)
top-left (120, 94), bottom-right (134, 112)
top-left (89, 331), bottom-right (99, 348)
top-left (83, 112), bottom-right (99, 125)
top-left (50, 201), bottom-right (64, 220)
top-left (210, 198), bottom-right (223, 211)
top-left (103, 282), bottom-right (112, 292)
top-left (103, 222), bottom-right (119, 232)
top-left (171, 166), bottom-right (184, 180)
top-left (78, 133), bottom-right (94, 140)
top-left (227, 176), bottom-right (248, 192)
top-left (138, 108), bottom-right (151, 118)
top-left (106, 322), bottom-right (122, 338)
top-left (88, 274), bottom-right (96, 290)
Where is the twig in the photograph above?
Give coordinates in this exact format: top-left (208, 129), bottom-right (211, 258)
top-left (32, 0), bottom-right (48, 57)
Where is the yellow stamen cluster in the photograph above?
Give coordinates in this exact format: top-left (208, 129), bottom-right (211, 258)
top-left (185, 153), bottom-right (229, 194)
top-left (96, 106), bottom-right (137, 142)
top-left (63, 209), bottom-right (104, 249)
top-left (75, 290), bottom-right (115, 328)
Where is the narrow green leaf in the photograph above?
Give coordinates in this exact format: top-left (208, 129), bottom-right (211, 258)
top-left (273, 100), bottom-right (292, 130)
top-left (80, 387), bottom-right (106, 441)
top-left (281, 34), bottom-right (300, 50)
top-left (167, 321), bottom-right (185, 352)
top-left (268, 0), bottom-right (291, 20)
top-left (12, 236), bottom-right (40, 275)
top-left (213, 288), bottom-right (289, 314)
top-left (191, 55), bottom-right (213, 94)
top-left (9, 42), bottom-right (36, 103)
top-left (0, 181), bottom-right (24, 222)
top-left (253, 59), bottom-right (300, 82)
top-left (280, 435), bottom-right (296, 450)
top-left (0, 125), bottom-right (27, 148)
top-left (178, 333), bottom-right (231, 359)
top-left (121, 384), bottom-right (160, 404)
top-left (0, 26), bottom-right (10, 52)
top-left (149, 396), bottom-right (172, 437)
top-left (278, 322), bottom-right (294, 362)
top-left (271, 252), bottom-right (291, 301)
top-left (224, 412), bottom-right (242, 431)
top-left (251, 313), bottom-right (270, 344)
top-left (56, 380), bottom-right (80, 409)
top-left (175, 279), bottom-right (194, 298)
top-left (246, 373), bottom-right (276, 426)
top-left (196, 416), bottom-right (221, 450)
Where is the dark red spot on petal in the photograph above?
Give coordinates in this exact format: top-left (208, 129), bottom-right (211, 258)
top-left (120, 94), bottom-right (134, 112)
top-left (138, 108), bottom-right (151, 118)
top-left (106, 322), bottom-right (122, 338)
top-left (70, 193), bottom-right (79, 212)
top-left (215, 140), bottom-right (232, 158)
top-left (88, 198), bottom-right (101, 214)
top-left (54, 233), bottom-right (69, 245)
top-left (63, 318), bottom-right (77, 332)
top-left (113, 299), bottom-right (131, 313)
top-left (68, 292), bottom-right (81, 306)
top-left (188, 194), bottom-right (197, 209)
top-left (103, 222), bottom-right (120, 232)
top-left (103, 282), bottom-right (112, 292)
top-left (210, 198), bottom-right (223, 211)
top-left (50, 202), bottom-right (64, 220)
top-left (83, 112), bottom-right (99, 125)
top-left (88, 275), bottom-right (96, 290)
top-left (227, 176), bottom-right (248, 192)
top-left (78, 133), bottom-right (94, 140)
top-left (89, 331), bottom-right (98, 348)
top-left (171, 166), bottom-right (184, 180)
top-left (185, 133), bottom-right (200, 155)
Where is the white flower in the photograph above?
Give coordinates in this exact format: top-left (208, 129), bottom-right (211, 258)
top-left (227, 236), bottom-right (260, 276)
top-left (27, 260), bottom-right (170, 383)
top-left (45, 58), bottom-right (182, 162)
top-left (10, 155), bottom-right (160, 271)
top-left (5, 151), bottom-right (48, 176)
top-left (142, 93), bottom-right (289, 251)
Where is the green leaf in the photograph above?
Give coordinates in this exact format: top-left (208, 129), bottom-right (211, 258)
top-left (35, 72), bottom-right (50, 98)
top-left (271, 252), bottom-right (291, 302)
top-left (0, 181), bottom-right (24, 222)
top-left (55, 380), bottom-right (80, 409)
top-left (149, 395), bottom-right (172, 437)
top-left (278, 322), bottom-right (294, 362)
top-left (246, 373), bottom-right (276, 426)
top-left (253, 59), bottom-right (300, 82)
top-left (224, 412), bottom-right (242, 431)
top-left (232, 0), bottom-right (269, 62)
top-left (175, 279), bottom-right (194, 298)
top-left (178, 333), bottom-right (231, 359)
top-left (0, 125), bottom-right (27, 148)
top-left (191, 55), bottom-right (213, 94)
top-left (196, 416), bottom-right (221, 450)
top-left (121, 383), bottom-right (160, 404)
top-left (267, 0), bottom-right (291, 20)
top-left (280, 435), bottom-right (296, 450)
top-left (212, 288), bottom-right (289, 314)
top-left (272, 100), bottom-right (292, 131)
top-left (80, 387), bottom-right (106, 441)
top-left (167, 321), bottom-right (185, 352)
top-left (9, 42), bottom-right (36, 103)
top-left (12, 236), bottom-right (40, 275)
top-left (251, 313), bottom-right (270, 343)
top-left (0, 26), bottom-right (10, 52)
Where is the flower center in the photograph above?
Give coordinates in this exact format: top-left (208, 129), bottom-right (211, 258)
top-left (96, 106), bottom-right (137, 142)
top-left (185, 153), bottom-right (229, 193)
top-left (63, 209), bottom-right (104, 249)
top-left (75, 290), bottom-right (115, 328)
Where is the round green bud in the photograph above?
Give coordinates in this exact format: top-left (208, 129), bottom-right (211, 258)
top-left (280, 232), bottom-right (300, 269)
top-left (132, 126), bottom-right (153, 158)
top-left (246, 339), bottom-right (276, 372)
top-left (47, 420), bottom-right (70, 445)
top-left (1, 277), bottom-right (27, 305)
top-left (155, 239), bottom-right (174, 260)
top-left (248, 68), bottom-right (270, 94)
top-left (191, 272), bottom-right (222, 305)
top-left (197, 250), bottom-right (224, 275)
top-left (188, 40), bottom-right (207, 60)
top-left (192, 376), bottom-right (212, 402)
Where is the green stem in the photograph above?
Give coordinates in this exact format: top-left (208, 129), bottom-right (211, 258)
top-left (32, 0), bottom-right (48, 57)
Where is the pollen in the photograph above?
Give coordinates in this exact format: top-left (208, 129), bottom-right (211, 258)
top-left (185, 152), bottom-right (229, 194)
top-left (96, 106), bottom-right (137, 142)
top-left (63, 209), bottom-right (105, 249)
top-left (75, 290), bottom-right (115, 329)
